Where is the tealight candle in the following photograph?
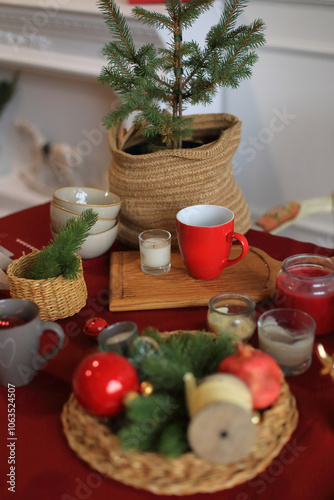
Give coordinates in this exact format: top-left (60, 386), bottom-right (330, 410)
top-left (139, 229), bottom-right (171, 275)
top-left (98, 321), bottom-right (139, 355)
top-left (257, 308), bottom-right (316, 376)
top-left (207, 293), bottom-right (256, 342)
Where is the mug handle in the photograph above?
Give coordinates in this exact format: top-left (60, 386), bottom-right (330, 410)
top-left (40, 322), bottom-right (65, 362)
top-left (225, 232), bottom-right (249, 268)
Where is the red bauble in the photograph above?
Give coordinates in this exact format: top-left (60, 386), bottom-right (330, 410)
top-left (218, 344), bottom-right (282, 410)
top-left (72, 352), bottom-right (139, 416)
top-left (83, 317), bottom-right (109, 337)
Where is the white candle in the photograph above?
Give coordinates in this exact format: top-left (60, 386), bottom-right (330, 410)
top-left (258, 317), bottom-right (314, 367)
top-left (140, 237), bottom-right (171, 268)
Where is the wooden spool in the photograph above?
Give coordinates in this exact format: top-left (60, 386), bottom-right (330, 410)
top-left (185, 373), bottom-right (258, 464)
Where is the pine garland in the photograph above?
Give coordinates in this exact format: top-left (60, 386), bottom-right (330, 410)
top-left (97, 0), bottom-right (266, 149)
top-left (115, 329), bottom-right (236, 457)
top-left (27, 209), bottom-right (98, 280)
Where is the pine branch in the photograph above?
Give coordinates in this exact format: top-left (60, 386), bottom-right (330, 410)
top-left (115, 329), bottom-right (236, 457)
top-left (97, 0), bottom-right (137, 61)
top-left (132, 6), bottom-right (173, 30)
top-left (27, 209), bottom-right (98, 280)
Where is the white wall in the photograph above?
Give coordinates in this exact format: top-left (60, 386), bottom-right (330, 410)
top-left (225, 1), bottom-right (334, 247)
top-left (0, 0), bottom-right (333, 247)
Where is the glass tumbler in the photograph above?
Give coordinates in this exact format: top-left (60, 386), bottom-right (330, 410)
top-left (275, 254), bottom-right (334, 336)
top-left (207, 293), bottom-right (256, 342)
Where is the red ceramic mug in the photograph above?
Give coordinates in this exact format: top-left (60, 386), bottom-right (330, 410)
top-left (176, 205), bottom-right (249, 280)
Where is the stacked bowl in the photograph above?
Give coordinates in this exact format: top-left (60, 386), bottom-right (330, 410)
top-left (50, 187), bottom-right (121, 259)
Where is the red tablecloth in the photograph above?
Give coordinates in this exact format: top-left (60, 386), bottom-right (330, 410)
top-left (1, 202), bottom-right (334, 500)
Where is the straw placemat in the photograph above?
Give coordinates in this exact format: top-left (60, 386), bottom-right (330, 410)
top-left (61, 330), bottom-right (298, 495)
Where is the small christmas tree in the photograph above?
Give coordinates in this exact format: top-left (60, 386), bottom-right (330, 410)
top-left (98, 0), bottom-right (265, 150)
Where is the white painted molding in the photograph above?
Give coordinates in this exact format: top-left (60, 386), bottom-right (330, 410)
top-left (0, 0), bottom-right (165, 80)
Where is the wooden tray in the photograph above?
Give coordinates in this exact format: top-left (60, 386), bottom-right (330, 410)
top-left (109, 246), bottom-right (282, 312)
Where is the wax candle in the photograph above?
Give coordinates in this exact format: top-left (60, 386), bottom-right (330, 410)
top-left (139, 229), bottom-right (171, 275)
top-left (207, 294), bottom-right (256, 342)
top-left (98, 321), bottom-right (139, 355)
top-left (276, 255), bottom-right (334, 336)
top-left (257, 309), bottom-right (316, 376)
top-left (258, 318), bottom-right (314, 367)
top-left (207, 307), bottom-right (256, 340)
top-left (140, 238), bottom-right (171, 267)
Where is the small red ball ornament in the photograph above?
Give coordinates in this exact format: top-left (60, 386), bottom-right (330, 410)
top-left (72, 352), bottom-right (139, 416)
top-left (83, 317), bottom-right (109, 337)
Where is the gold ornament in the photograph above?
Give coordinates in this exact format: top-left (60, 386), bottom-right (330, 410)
top-left (140, 381), bottom-right (154, 396)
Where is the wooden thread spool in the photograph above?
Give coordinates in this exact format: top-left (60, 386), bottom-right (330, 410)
top-left (184, 372), bottom-right (258, 464)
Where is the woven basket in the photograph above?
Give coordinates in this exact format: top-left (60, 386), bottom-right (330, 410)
top-left (108, 113), bottom-right (251, 248)
top-left (6, 252), bottom-right (87, 321)
top-left (61, 331), bottom-right (298, 495)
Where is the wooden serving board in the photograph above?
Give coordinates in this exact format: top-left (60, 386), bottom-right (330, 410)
top-left (109, 246), bottom-right (283, 312)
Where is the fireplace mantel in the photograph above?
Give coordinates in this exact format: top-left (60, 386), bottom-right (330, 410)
top-left (0, 0), bottom-right (167, 80)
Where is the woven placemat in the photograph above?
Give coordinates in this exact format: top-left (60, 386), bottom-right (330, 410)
top-left (61, 332), bottom-right (298, 495)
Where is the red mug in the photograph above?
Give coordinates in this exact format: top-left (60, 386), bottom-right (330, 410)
top-left (176, 205), bottom-right (249, 280)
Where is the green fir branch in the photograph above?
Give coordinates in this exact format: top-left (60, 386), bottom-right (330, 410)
top-left (114, 329), bottom-right (236, 457)
top-left (27, 209), bottom-right (98, 280)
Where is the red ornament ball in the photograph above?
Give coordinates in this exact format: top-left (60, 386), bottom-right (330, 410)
top-left (83, 317), bottom-right (109, 337)
top-left (72, 352), bottom-right (139, 416)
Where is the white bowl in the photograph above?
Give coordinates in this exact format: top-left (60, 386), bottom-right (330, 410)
top-left (53, 186), bottom-right (121, 219)
top-left (50, 202), bottom-right (117, 235)
top-left (50, 221), bottom-right (119, 260)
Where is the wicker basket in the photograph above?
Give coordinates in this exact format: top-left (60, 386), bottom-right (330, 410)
top-left (61, 331), bottom-right (298, 495)
top-left (6, 252), bottom-right (87, 321)
top-left (108, 113), bottom-right (251, 248)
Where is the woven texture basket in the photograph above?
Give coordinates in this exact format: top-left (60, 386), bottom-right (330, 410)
top-left (108, 113), bottom-right (251, 248)
top-left (61, 331), bottom-right (298, 496)
top-left (6, 252), bottom-right (87, 321)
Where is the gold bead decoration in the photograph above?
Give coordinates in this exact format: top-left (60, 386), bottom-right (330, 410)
top-left (140, 381), bottom-right (154, 396)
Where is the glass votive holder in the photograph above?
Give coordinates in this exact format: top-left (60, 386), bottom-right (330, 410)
top-left (138, 229), bottom-right (171, 276)
top-left (257, 308), bottom-right (316, 376)
top-left (275, 254), bottom-right (334, 336)
top-left (98, 321), bottom-right (139, 355)
top-left (207, 293), bottom-right (256, 342)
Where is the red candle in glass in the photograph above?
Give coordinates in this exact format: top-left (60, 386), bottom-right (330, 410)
top-left (276, 254), bottom-right (334, 336)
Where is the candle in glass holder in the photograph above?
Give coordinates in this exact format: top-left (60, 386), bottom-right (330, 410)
top-left (257, 308), bottom-right (316, 376)
top-left (139, 229), bottom-right (171, 275)
top-left (207, 293), bottom-right (256, 342)
top-left (98, 321), bottom-right (139, 355)
top-left (275, 254), bottom-right (334, 336)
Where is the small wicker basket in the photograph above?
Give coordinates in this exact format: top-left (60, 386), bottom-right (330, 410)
top-left (61, 331), bottom-right (298, 496)
top-left (7, 252), bottom-right (87, 321)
